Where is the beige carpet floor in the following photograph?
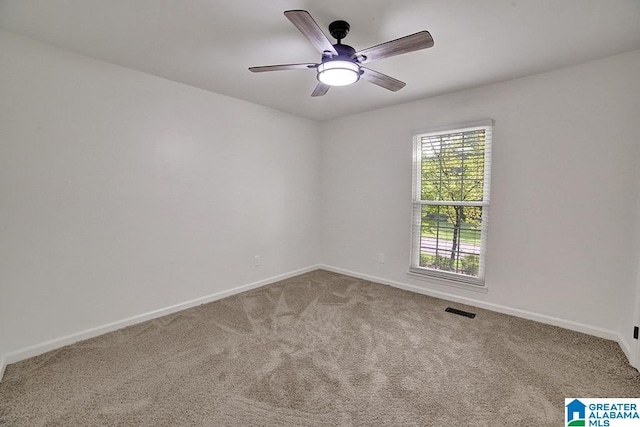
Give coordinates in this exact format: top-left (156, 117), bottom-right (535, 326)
top-left (1, 270), bottom-right (639, 426)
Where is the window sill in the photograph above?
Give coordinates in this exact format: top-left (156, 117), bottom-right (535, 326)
top-left (406, 269), bottom-right (488, 294)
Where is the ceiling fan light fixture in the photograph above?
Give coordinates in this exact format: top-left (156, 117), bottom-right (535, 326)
top-left (317, 60), bottom-right (360, 86)
top-left (250, 10), bottom-right (434, 96)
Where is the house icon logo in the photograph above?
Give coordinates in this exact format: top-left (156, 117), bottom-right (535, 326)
top-left (566, 399), bottom-right (586, 426)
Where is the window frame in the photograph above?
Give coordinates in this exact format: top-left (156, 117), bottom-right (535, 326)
top-left (409, 119), bottom-right (494, 288)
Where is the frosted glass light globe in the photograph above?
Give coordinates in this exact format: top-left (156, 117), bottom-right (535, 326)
top-left (317, 61), bottom-right (360, 86)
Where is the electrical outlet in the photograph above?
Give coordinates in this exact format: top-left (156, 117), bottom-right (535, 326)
top-left (377, 253), bottom-right (385, 263)
top-left (254, 255), bottom-right (261, 266)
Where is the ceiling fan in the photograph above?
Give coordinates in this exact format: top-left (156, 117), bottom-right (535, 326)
top-left (249, 10), bottom-right (434, 97)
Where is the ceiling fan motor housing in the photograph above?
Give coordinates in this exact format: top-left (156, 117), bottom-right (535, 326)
top-left (323, 43), bottom-right (357, 62)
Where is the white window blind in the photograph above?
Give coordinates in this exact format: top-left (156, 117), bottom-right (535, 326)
top-left (410, 120), bottom-right (493, 286)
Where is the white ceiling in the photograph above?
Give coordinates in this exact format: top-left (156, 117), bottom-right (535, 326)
top-left (1, 0), bottom-right (640, 121)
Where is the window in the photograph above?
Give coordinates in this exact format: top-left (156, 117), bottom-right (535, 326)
top-left (410, 120), bottom-right (493, 286)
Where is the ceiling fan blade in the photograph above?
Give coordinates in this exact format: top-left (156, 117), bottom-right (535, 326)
top-left (249, 63), bottom-right (317, 73)
top-left (355, 31), bottom-right (434, 64)
top-left (284, 10), bottom-right (338, 56)
top-left (311, 82), bottom-right (330, 97)
top-left (360, 67), bottom-right (406, 92)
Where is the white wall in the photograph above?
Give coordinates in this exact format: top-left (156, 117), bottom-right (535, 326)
top-left (0, 30), bottom-right (320, 361)
top-left (320, 50), bottom-right (640, 346)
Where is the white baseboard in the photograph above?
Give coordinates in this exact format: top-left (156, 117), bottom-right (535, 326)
top-left (617, 335), bottom-right (639, 371)
top-left (2, 265), bottom-right (321, 375)
top-left (319, 264), bottom-right (621, 343)
top-left (0, 355), bottom-right (6, 382)
top-left (618, 335), bottom-right (632, 362)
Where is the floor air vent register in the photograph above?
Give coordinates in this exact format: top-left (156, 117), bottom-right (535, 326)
top-left (445, 307), bottom-right (476, 319)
